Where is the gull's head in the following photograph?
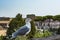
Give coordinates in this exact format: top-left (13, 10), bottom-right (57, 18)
top-left (25, 18), bottom-right (32, 23)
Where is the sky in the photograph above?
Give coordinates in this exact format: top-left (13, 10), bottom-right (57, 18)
top-left (0, 0), bottom-right (60, 18)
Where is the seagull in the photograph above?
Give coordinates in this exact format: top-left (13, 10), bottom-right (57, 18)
top-left (10, 18), bottom-right (32, 39)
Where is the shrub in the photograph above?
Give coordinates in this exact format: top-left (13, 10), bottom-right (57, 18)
top-left (33, 30), bottom-right (52, 38)
top-left (0, 36), bottom-right (4, 40)
top-left (33, 31), bottom-right (43, 38)
top-left (43, 30), bottom-right (52, 37)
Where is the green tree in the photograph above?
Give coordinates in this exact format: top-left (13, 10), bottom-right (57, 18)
top-left (54, 15), bottom-right (60, 21)
top-left (27, 20), bottom-right (36, 39)
top-left (57, 15), bottom-right (60, 34)
top-left (45, 15), bottom-right (53, 19)
top-left (35, 16), bottom-right (43, 21)
top-left (6, 13), bottom-right (25, 37)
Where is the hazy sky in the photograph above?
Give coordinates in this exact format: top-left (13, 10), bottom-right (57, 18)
top-left (0, 0), bottom-right (60, 18)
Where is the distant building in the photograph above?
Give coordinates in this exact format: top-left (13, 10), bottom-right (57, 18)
top-left (43, 19), bottom-right (60, 29)
top-left (0, 17), bottom-right (12, 29)
top-left (0, 17), bottom-right (12, 36)
top-left (34, 19), bottom-right (60, 30)
top-left (34, 21), bottom-right (42, 30)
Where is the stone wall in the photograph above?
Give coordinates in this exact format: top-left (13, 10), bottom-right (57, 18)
top-left (31, 35), bottom-right (60, 40)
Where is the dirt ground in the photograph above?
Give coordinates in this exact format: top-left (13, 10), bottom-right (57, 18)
top-left (0, 29), bottom-right (7, 36)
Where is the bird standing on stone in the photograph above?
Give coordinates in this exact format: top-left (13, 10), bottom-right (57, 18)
top-left (10, 18), bottom-right (31, 39)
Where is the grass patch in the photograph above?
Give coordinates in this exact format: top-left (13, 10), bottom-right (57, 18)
top-left (33, 30), bottom-right (52, 38)
top-left (15, 36), bottom-right (29, 40)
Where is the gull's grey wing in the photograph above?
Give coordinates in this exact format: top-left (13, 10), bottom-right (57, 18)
top-left (12, 26), bottom-right (29, 37)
